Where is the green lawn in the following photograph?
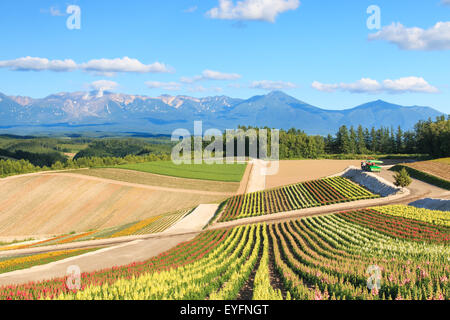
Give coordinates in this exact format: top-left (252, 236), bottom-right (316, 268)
top-left (114, 161), bottom-right (247, 182)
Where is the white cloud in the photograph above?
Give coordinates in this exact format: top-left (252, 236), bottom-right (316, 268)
top-left (145, 81), bottom-right (182, 91)
top-left (188, 85), bottom-right (223, 93)
top-left (0, 57), bottom-right (77, 72)
top-left (368, 22), bottom-right (450, 51)
top-left (250, 80), bottom-right (296, 90)
top-left (341, 78), bottom-right (382, 93)
top-left (382, 77), bottom-right (439, 94)
top-left (188, 85), bottom-right (207, 92)
top-left (202, 70), bottom-right (241, 80)
top-left (184, 6), bottom-right (198, 13)
top-left (312, 77), bottom-right (438, 94)
top-left (0, 56), bottom-right (173, 75)
top-left (40, 6), bottom-right (66, 16)
top-left (311, 81), bottom-right (339, 93)
top-left (89, 80), bottom-right (119, 98)
top-left (442, 0), bottom-right (450, 5)
top-left (181, 70), bottom-right (241, 83)
top-left (207, 0), bottom-right (300, 22)
top-left (80, 57), bottom-right (173, 75)
top-left (90, 80), bottom-right (119, 91)
top-left (50, 6), bottom-right (65, 16)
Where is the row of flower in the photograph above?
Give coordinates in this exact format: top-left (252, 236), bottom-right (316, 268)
top-left (57, 225), bottom-right (260, 300)
top-left (270, 214), bottom-right (449, 300)
top-left (0, 248), bottom-right (95, 275)
top-left (219, 177), bottom-right (378, 222)
top-left (373, 205), bottom-right (450, 227)
top-left (1, 206), bottom-right (448, 300)
top-left (0, 228), bottom-right (229, 299)
top-left (337, 209), bottom-right (450, 243)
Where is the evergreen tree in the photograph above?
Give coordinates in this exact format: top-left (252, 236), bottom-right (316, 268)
top-left (336, 125), bottom-right (351, 154)
top-left (370, 127), bottom-right (377, 153)
top-left (357, 125), bottom-right (367, 154)
top-left (349, 126), bottom-right (357, 154)
top-left (394, 168), bottom-right (412, 188)
top-left (395, 126), bottom-right (403, 153)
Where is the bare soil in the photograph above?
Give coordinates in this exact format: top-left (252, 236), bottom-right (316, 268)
top-left (266, 160), bottom-right (362, 189)
top-left (72, 168), bottom-right (240, 193)
top-left (0, 173), bottom-right (225, 237)
top-left (405, 161), bottom-right (450, 181)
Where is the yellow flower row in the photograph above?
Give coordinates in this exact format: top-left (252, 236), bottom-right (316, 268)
top-left (111, 215), bottom-right (162, 238)
top-left (0, 248), bottom-right (90, 271)
top-left (55, 225), bottom-right (256, 300)
top-left (372, 205), bottom-right (450, 227)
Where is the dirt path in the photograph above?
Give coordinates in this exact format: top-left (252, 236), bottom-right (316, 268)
top-left (162, 204), bottom-right (219, 235)
top-left (246, 159), bottom-right (267, 193)
top-left (0, 233), bottom-right (196, 286)
top-left (237, 163), bottom-right (253, 194)
top-left (379, 166), bottom-right (450, 200)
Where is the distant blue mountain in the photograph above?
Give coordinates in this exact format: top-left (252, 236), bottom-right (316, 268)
top-left (0, 90), bottom-right (445, 135)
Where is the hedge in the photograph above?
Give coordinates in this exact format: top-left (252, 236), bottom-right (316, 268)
top-left (390, 165), bottom-right (450, 191)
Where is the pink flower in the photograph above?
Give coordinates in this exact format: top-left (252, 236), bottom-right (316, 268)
top-left (371, 287), bottom-right (379, 296)
top-left (420, 270), bottom-right (428, 279)
top-left (314, 288), bottom-right (323, 301)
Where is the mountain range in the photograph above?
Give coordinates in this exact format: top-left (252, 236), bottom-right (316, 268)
top-left (0, 90), bottom-right (445, 136)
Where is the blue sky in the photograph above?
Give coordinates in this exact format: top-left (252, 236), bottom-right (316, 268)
top-left (0, 0), bottom-right (449, 113)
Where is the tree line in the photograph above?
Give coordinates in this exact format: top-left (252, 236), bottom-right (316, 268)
top-left (0, 153), bottom-right (170, 178)
top-left (238, 115), bottom-right (449, 159)
top-left (326, 115), bottom-right (449, 157)
top-left (1, 115), bottom-right (448, 177)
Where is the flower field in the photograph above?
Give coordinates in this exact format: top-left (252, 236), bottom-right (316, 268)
top-left (338, 208), bottom-right (450, 243)
top-left (219, 176), bottom-right (378, 222)
top-left (0, 205), bottom-right (448, 300)
top-left (373, 205), bottom-right (450, 227)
